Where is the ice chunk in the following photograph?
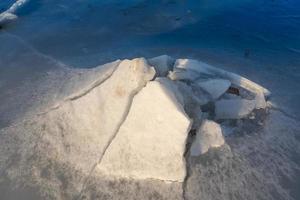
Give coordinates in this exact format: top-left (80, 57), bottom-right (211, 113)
top-left (0, 12), bottom-right (17, 25)
top-left (255, 92), bottom-right (267, 109)
top-left (0, 0), bottom-right (30, 25)
top-left (148, 55), bottom-right (175, 77)
top-left (190, 120), bottom-right (225, 156)
top-left (168, 68), bottom-right (201, 81)
top-left (215, 99), bottom-right (256, 119)
top-left (172, 59), bottom-right (271, 97)
top-left (196, 79), bottom-right (231, 100)
top-left (97, 80), bottom-right (191, 182)
top-left (41, 58), bottom-right (155, 173)
top-left (174, 59), bottom-right (215, 76)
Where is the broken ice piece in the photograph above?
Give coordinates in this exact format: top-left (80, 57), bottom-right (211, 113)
top-left (255, 91), bottom-right (267, 109)
top-left (190, 120), bottom-right (225, 156)
top-left (196, 79), bottom-right (231, 100)
top-left (173, 59), bottom-right (271, 97)
top-left (97, 80), bottom-right (191, 182)
top-left (215, 99), bottom-right (256, 119)
top-left (148, 55), bottom-right (175, 77)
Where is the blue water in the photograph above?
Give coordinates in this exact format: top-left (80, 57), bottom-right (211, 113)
top-left (1, 0), bottom-right (300, 118)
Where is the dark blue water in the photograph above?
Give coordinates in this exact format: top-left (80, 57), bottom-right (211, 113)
top-left (1, 0), bottom-right (300, 118)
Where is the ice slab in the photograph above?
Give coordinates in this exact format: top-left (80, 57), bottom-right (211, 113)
top-left (215, 99), bottom-right (256, 119)
top-left (40, 58), bottom-right (155, 173)
top-left (196, 79), bottom-right (231, 100)
top-left (170, 59), bottom-right (271, 97)
top-left (97, 80), bottom-right (191, 182)
top-left (255, 92), bottom-right (267, 109)
top-left (190, 120), bottom-right (225, 156)
top-left (148, 55), bottom-right (175, 77)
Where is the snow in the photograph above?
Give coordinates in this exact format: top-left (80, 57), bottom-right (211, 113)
top-left (196, 79), bottom-right (231, 100)
top-left (97, 80), bottom-right (191, 182)
top-left (190, 120), bottom-right (225, 156)
top-left (215, 99), bottom-right (256, 119)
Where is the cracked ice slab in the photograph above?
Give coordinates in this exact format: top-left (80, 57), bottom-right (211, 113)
top-left (40, 58), bottom-right (155, 173)
top-left (96, 79), bottom-right (191, 182)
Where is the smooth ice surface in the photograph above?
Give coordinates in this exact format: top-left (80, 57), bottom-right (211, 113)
top-left (190, 120), bottom-right (225, 156)
top-left (196, 79), bottom-right (231, 100)
top-left (215, 99), bottom-right (256, 119)
top-left (97, 80), bottom-right (191, 182)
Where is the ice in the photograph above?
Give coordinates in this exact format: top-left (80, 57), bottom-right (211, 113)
top-left (215, 99), bottom-right (256, 119)
top-left (0, 0), bottom-right (30, 25)
top-left (255, 91), bottom-right (267, 109)
top-left (190, 120), bottom-right (225, 156)
top-left (147, 55), bottom-right (175, 77)
top-left (0, 12), bottom-right (17, 25)
top-left (196, 79), bottom-right (231, 100)
top-left (0, 55), bottom-right (277, 199)
top-left (38, 58), bottom-right (155, 173)
top-left (97, 80), bottom-right (191, 182)
top-left (170, 59), bottom-right (271, 98)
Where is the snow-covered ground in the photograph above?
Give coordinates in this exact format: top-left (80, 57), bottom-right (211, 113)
top-left (0, 0), bottom-right (300, 199)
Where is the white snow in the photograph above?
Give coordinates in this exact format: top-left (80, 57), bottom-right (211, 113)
top-left (97, 80), bottom-right (191, 182)
top-left (215, 99), bottom-right (256, 119)
top-left (196, 79), bottom-right (231, 100)
top-left (190, 120), bottom-right (225, 156)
